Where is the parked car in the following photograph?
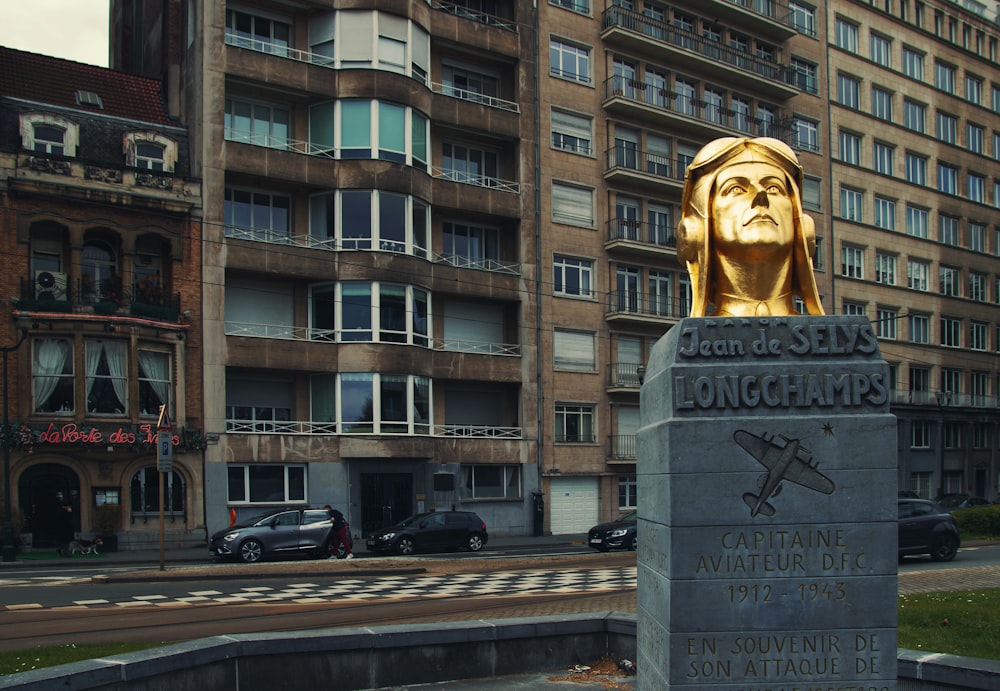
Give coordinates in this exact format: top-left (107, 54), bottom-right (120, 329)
top-left (210, 508), bottom-right (336, 563)
top-left (936, 494), bottom-right (993, 510)
top-left (897, 490), bottom-right (919, 499)
top-left (365, 511), bottom-right (488, 555)
top-left (898, 499), bottom-right (960, 562)
top-left (587, 511), bottom-right (637, 552)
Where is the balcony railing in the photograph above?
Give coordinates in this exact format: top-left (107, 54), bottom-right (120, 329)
top-left (17, 277), bottom-right (181, 322)
top-left (610, 434), bottom-right (637, 460)
top-left (604, 144), bottom-right (685, 185)
top-left (721, 0), bottom-right (795, 28)
top-left (432, 1), bottom-right (517, 32)
top-left (609, 362), bottom-right (644, 388)
top-left (223, 321), bottom-right (520, 355)
top-left (606, 218), bottom-right (677, 249)
top-left (432, 252), bottom-right (521, 274)
top-left (226, 420), bottom-right (522, 438)
top-left (607, 291), bottom-right (687, 319)
top-left (430, 82), bottom-right (520, 113)
top-left (602, 7), bottom-right (806, 91)
top-left (431, 166), bottom-right (520, 193)
top-left (436, 425), bottom-right (522, 438)
top-left (603, 77), bottom-right (792, 139)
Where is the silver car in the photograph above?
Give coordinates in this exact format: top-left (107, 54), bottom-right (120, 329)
top-left (209, 508), bottom-right (334, 563)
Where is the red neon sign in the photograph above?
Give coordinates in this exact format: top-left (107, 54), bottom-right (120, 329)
top-left (34, 423), bottom-right (180, 447)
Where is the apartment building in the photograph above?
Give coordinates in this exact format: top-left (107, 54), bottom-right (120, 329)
top-left (111, 0), bottom-right (543, 538)
top-left (827, 0), bottom-right (1000, 502)
top-left (0, 47), bottom-right (203, 551)
top-left (104, 0), bottom-right (1000, 542)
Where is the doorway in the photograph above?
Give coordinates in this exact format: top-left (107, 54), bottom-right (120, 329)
top-left (360, 473), bottom-right (413, 536)
top-left (19, 463), bottom-right (80, 547)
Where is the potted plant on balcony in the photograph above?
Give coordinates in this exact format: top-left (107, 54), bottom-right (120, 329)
top-left (92, 504), bottom-right (122, 552)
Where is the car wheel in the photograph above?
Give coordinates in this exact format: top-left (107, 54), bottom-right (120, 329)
top-left (239, 539), bottom-right (264, 563)
top-left (629, 535), bottom-right (638, 551)
top-left (397, 536), bottom-right (415, 555)
top-left (929, 535), bottom-right (958, 562)
top-left (466, 534), bottom-right (484, 552)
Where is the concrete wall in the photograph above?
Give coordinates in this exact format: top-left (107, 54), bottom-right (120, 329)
top-left (0, 615), bottom-right (996, 691)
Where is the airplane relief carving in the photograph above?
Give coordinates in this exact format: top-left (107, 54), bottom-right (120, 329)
top-left (734, 430), bottom-right (835, 517)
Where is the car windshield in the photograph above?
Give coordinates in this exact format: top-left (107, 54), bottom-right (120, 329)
top-left (243, 511), bottom-right (285, 526)
top-left (619, 511), bottom-right (637, 522)
top-left (936, 495), bottom-right (964, 508)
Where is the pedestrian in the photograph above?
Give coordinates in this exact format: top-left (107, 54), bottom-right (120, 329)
top-left (324, 504), bottom-right (354, 559)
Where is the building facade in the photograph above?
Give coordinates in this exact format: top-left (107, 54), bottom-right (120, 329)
top-left (104, 0), bottom-right (1000, 543)
top-left (0, 47), bottom-right (203, 551)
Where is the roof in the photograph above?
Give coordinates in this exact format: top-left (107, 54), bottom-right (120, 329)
top-left (0, 45), bottom-right (170, 126)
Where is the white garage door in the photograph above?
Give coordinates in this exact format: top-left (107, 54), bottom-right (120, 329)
top-left (548, 477), bottom-right (599, 534)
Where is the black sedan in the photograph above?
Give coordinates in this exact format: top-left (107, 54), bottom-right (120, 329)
top-left (365, 511), bottom-right (488, 555)
top-left (587, 511), bottom-right (637, 552)
top-left (898, 499), bottom-right (960, 562)
top-left (210, 508), bottom-right (334, 563)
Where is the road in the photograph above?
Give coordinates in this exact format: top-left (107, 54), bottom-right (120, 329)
top-left (0, 544), bottom-right (995, 652)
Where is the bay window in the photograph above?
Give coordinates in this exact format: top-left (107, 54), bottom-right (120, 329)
top-left (310, 373), bottom-right (430, 434)
top-left (310, 282), bottom-right (430, 345)
top-left (86, 339), bottom-right (127, 415)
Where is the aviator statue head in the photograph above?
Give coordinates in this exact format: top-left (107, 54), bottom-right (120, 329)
top-left (677, 137), bottom-right (825, 318)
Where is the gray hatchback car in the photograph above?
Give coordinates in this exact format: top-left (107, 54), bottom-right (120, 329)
top-left (210, 508), bottom-right (335, 563)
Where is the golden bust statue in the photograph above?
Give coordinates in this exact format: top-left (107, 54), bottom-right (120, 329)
top-left (677, 137), bottom-right (825, 317)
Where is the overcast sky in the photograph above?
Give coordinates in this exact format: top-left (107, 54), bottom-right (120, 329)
top-left (0, 1), bottom-right (110, 67)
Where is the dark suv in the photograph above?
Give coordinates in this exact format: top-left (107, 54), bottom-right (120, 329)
top-left (365, 511), bottom-right (488, 555)
top-left (898, 498), bottom-right (960, 562)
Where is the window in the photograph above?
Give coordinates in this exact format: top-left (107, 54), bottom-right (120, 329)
top-left (871, 87), bottom-right (893, 121)
top-left (550, 38), bottom-right (590, 84)
top-left (310, 282), bottom-right (429, 345)
top-left (907, 259), bottom-right (929, 291)
top-left (843, 301), bottom-right (866, 316)
top-left (875, 252), bottom-right (896, 285)
top-left (903, 100), bottom-right (925, 132)
top-left (226, 8), bottom-right (290, 53)
top-left (911, 421), bottom-right (931, 449)
top-left (551, 108), bottom-right (592, 155)
top-left (131, 468), bottom-right (185, 517)
top-left (553, 330), bottom-right (595, 371)
top-left (460, 465), bottom-right (521, 500)
top-left (648, 270), bottom-right (673, 316)
top-left (134, 142), bottom-right (165, 171)
top-left (834, 17), bottom-right (858, 52)
top-left (837, 74), bottom-right (860, 109)
top-left (792, 117), bottom-right (819, 152)
top-left (225, 97), bottom-right (289, 148)
top-left (839, 131), bottom-right (861, 165)
top-left (309, 190), bottom-right (428, 257)
top-left (840, 187), bottom-right (862, 221)
top-left (905, 206), bottom-right (928, 238)
top-left (971, 321), bottom-right (988, 350)
top-left (441, 221), bottom-right (500, 268)
top-left (32, 338), bottom-right (74, 413)
top-left (938, 215), bottom-right (960, 246)
top-left (967, 123), bottom-right (984, 153)
top-left (790, 58), bottom-right (818, 94)
top-left (619, 475), bottom-right (638, 510)
top-left (138, 350), bottom-right (171, 417)
top-left (225, 188), bottom-right (290, 243)
top-left (876, 307), bottom-right (898, 339)
top-left (80, 240), bottom-right (119, 305)
top-left (902, 47), bottom-right (924, 80)
top-left (227, 464), bottom-right (306, 504)
top-left (841, 245), bottom-right (864, 279)
top-left (937, 163), bottom-right (958, 195)
top-left (972, 421), bottom-right (990, 447)
top-left (874, 197), bottom-right (895, 230)
top-left (909, 314), bottom-right (929, 344)
top-left (20, 113), bottom-right (79, 157)
top-left (970, 223), bottom-right (986, 252)
top-left (83, 339), bottom-right (127, 415)
top-left (968, 174), bottom-right (985, 203)
top-left (553, 256), bottom-right (593, 297)
top-left (904, 153), bottom-right (926, 185)
top-left (870, 33), bottom-right (891, 66)
top-left (790, 2), bottom-right (816, 35)
top-left (555, 403), bottom-right (594, 443)
top-left (441, 64), bottom-right (501, 104)
top-left (310, 372), bottom-right (430, 434)
top-left (802, 176), bottom-right (821, 211)
top-left (936, 112), bottom-right (957, 143)
top-left (308, 100), bottom-right (428, 168)
top-left (872, 142), bottom-right (893, 175)
top-left (552, 0), bottom-right (590, 14)
top-left (935, 61), bottom-right (956, 92)
top-left (939, 266), bottom-right (960, 296)
top-left (941, 316), bottom-right (961, 347)
top-left (552, 182), bottom-right (594, 227)
top-left (125, 132), bottom-right (177, 173)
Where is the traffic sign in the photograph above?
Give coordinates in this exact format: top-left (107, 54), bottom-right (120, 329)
top-left (157, 429), bottom-right (173, 472)
top-left (157, 405), bottom-right (172, 431)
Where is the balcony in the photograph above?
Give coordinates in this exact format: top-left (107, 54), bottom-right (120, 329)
top-left (16, 277), bottom-right (181, 323)
top-left (430, 82), bottom-right (519, 113)
top-left (605, 219), bottom-right (678, 262)
top-left (708, 0), bottom-right (800, 40)
top-left (608, 362), bottom-right (644, 390)
top-left (224, 421), bottom-right (523, 439)
top-left (601, 7), bottom-right (801, 100)
top-left (607, 291), bottom-right (687, 324)
top-left (604, 144), bottom-right (684, 195)
top-left (891, 390), bottom-right (1000, 408)
top-left (431, 166), bottom-right (520, 194)
top-left (602, 77), bottom-right (792, 142)
top-left (610, 434), bottom-right (637, 461)
top-left (432, 0), bottom-right (517, 32)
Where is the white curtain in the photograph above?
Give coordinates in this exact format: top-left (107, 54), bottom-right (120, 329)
top-left (138, 350), bottom-right (170, 410)
top-left (85, 340), bottom-right (103, 412)
top-left (33, 339), bottom-right (70, 411)
top-left (104, 340), bottom-right (127, 412)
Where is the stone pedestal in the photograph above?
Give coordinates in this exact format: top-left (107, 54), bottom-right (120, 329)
top-left (637, 316), bottom-right (897, 690)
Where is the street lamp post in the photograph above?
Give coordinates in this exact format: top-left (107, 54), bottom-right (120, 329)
top-left (2, 320), bottom-right (30, 563)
